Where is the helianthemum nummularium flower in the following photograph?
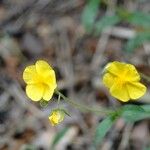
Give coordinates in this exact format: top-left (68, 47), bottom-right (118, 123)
top-left (23, 60), bottom-right (57, 101)
top-left (49, 109), bottom-right (65, 126)
top-left (103, 61), bottom-right (146, 102)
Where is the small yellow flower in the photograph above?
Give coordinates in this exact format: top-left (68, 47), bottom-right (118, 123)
top-left (49, 109), bottom-right (65, 126)
top-left (23, 60), bottom-right (57, 101)
top-left (103, 61), bottom-right (146, 102)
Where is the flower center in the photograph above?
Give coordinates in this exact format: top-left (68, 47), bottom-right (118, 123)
top-left (117, 72), bottom-right (128, 86)
top-left (37, 74), bottom-right (50, 88)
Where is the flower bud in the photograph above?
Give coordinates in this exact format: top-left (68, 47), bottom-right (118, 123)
top-left (49, 109), bottom-right (65, 126)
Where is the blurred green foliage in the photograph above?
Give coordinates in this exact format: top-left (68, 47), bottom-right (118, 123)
top-left (82, 0), bottom-right (150, 52)
top-left (144, 147), bottom-right (150, 150)
top-left (94, 114), bottom-right (118, 147)
top-left (120, 105), bottom-right (150, 122)
top-left (95, 15), bottom-right (120, 34)
top-left (94, 104), bottom-right (150, 146)
top-left (40, 99), bottom-right (49, 107)
top-left (21, 144), bottom-right (36, 150)
top-left (82, 0), bottom-right (100, 33)
top-left (124, 31), bottom-right (150, 52)
top-left (50, 127), bottom-right (69, 150)
top-left (126, 11), bottom-right (150, 28)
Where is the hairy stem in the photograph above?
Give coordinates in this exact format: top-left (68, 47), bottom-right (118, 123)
top-left (55, 89), bottom-right (114, 115)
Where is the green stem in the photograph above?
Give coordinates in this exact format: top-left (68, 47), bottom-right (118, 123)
top-left (55, 89), bottom-right (114, 115)
top-left (57, 93), bottom-right (61, 108)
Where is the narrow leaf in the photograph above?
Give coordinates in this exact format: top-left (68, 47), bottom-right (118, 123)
top-left (51, 127), bottom-right (69, 149)
top-left (141, 105), bottom-right (150, 113)
top-left (62, 109), bottom-right (71, 117)
top-left (120, 105), bottom-right (150, 122)
top-left (82, 0), bottom-right (100, 33)
top-left (95, 15), bottom-right (120, 34)
top-left (124, 31), bottom-right (150, 52)
top-left (94, 114), bottom-right (117, 147)
top-left (127, 11), bottom-right (150, 28)
top-left (117, 8), bottom-right (150, 28)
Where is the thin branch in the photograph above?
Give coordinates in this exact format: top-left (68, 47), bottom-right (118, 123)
top-left (55, 89), bottom-right (114, 115)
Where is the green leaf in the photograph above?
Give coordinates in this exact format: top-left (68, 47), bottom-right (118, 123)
top-left (141, 105), bottom-right (150, 113)
top-left (117, 8), bottom-right (150, 28)
top-left (50, 127), bottom-right (69, 150)
top-left (82, 0), bottom-right (100, 33)
top-left (117, 7), bottom-right (131, 21)
top-left (61, 109), bottom-right (71, 117)
top-left (124, 31), bottom-right (150, 52)
top-left (95, 15), bottom-right (120, 34)
top-left (144, 146), bottom-right (150, 150)
top-left (94, 114), bottom-right (117, 147)
top-left (127, 11), bottom-right (150, 28)
top-left (120, 105), bottom-right (150, 122)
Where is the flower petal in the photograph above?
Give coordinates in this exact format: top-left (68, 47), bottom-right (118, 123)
top-left (36, 60), bottom-right (53, 77)
top-left (49, 112), bottom-right (59, 126)
top-left (43, 86), bottom-right (54, 101)
top-left (126, 82), bottom-right (146, 99)
top-left (49, 117), bottom-right (55, 126)
top-left (105, 62), bottom-right (140, 82)
top-left (103, 73), bottom-right (115, 88)
top-left (35, 60), bottom-right (57, 89)
top-left (43, 67), bottom-right (56, 83)
top-left (105, 61), bottom-right (126, 76)
top-left (23, 65), bottom-right (38, 84)
top-left (110, 83), bottom-right (130, 102)
top-left (125, 64), bottom-right (140, 82)
top-left (26, 84), bottom-right (44, 101)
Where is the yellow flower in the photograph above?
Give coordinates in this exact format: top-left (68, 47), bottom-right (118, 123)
top-left (103, 61), bottom-right (146, 102)
top-left (49, 109), bottom-right (65, 126)
top-left (23, 60), bottom-right (57, 101)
